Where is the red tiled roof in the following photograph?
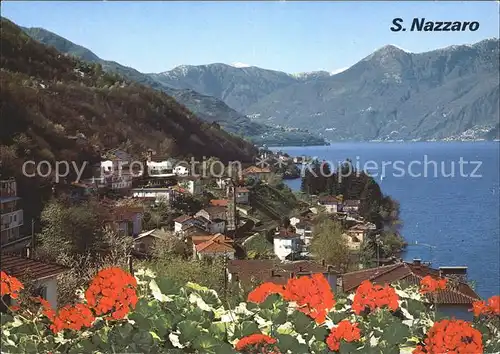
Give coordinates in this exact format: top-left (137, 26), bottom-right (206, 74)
top-left (192, 233), bottom-right (233, 245)
top-left (318, 195), bottom-right (341, 204)
top-left (174, 215), bottom-right (192, 223)
top-left (236, 187), bottom-right (249, 193)
top-left (210, 199), bottom-right (229, 207)
top-left (274, 228), bottom-right (301, 239)
top-left (341, 262), bottom-right (481, 305)
top-left (195, 234), bottom-right (235, 254)
top-left (243, 166), bottom-right (271, 174)
top-left (1, 254), bottom-right (68, 280)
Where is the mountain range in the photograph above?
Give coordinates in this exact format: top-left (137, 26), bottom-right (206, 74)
top-left (153, 41), bottom-right (500, 141)
top-left (22, 24), bottom-right (499, 142)
top-left (22, 26), bottom-right (326, 147)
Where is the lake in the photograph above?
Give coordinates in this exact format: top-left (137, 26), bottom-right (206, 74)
top-left (271, 142), bottom-right (500, 298)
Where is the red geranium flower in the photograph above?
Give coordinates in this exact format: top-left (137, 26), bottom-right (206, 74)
top-left (247, 274), bottom-right (336, 324)
top-left (0, 271), bottom-right (24, 299)
top-left (472, 295), bottom-right (500, 317)
top-left (413, 319), bottom-right (483, 354)
top-left (235, 333), bottom-right (279, 353)
top-left (351, 280), bottom-right (399, 315)
top-left (326, 320), bottom-right (361, 352)
top-left (247, 282), bottom-right (286, 304)
top-left (49, 303), bottom-right (95, 333)
top-left (419, 275), bottom-right (447, 294)
top-left (85, 267), bottom-right (137, 320)
top-left (282, 273), bottom-right (336, 324)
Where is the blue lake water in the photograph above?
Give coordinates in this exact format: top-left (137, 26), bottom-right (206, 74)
top-left (271, 142), bottom-right (500, 298)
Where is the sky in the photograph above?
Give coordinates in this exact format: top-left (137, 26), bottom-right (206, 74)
top-left (2, 1), bottom-right (499, 74)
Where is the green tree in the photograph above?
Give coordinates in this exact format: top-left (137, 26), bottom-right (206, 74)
top-left (37, 198), bottom-right (105, 262)
top-left (310, 218), bottom-right (350, 272)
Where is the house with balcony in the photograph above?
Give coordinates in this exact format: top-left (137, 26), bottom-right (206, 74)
top-left (1, 179), bottom-right (26, 249)
top-left (145, 152), bottom-right (176, 178)
top-left (94, 149), bottom-right (134, 192)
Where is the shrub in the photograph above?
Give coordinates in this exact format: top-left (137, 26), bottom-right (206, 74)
top-left (1, 268), bottom-right (499, 353)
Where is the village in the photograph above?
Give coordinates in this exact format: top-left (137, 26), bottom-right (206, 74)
top-left (0, 148), bottom-right (482, 319)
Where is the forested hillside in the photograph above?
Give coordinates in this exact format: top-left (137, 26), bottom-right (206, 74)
top-left (0, 18), bottom-right (256, 220)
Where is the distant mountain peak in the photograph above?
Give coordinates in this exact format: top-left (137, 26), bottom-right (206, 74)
top-left (381, 44), bottom-right (411, 53)
top-left (230, 62), bottom-right (252, 68)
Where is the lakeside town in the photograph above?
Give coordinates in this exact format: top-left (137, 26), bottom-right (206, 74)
top-left (1, 147), bottom-right (482, 321)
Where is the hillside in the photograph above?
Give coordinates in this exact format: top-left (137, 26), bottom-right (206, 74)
top-left (154, 40), bottom-right (500, 142)
top-left (22, 25), bottom-right (327, 147)
top-left (0, 18), bottom-right (257, 218)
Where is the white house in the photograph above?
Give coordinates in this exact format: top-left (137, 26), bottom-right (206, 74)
top-left (174, 165), bottom-right (190, 176)
top-left (317, 196), bottom-right (342, 214)
top-left (295, 221), bottom-right (314, 247)
top-left (1, 253), bottom-right (67, 309)
top-left (146, 159), bottom-right (175, 177)
top-left (273, 229), bottom-right (302, 261)
top-left (98, 154), bottom-right (133, 191)
top-left (178, 177), bottom-right (202, 195)
top-left (173, 215), bottom-right (194, 233)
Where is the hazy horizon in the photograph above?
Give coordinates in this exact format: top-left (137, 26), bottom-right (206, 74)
top-left (2, 1), bottom-right (499, 74)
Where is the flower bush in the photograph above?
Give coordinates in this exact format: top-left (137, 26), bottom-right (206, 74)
top-left (1, 267), bottom-right (499, 353)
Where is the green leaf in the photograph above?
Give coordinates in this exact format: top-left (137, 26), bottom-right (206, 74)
top-left (132, 330), bottom-right (154, 347)
top-left (117, 322), bottom-right (134, 339)
top-left (276, 333), bottom-right (301, 352)
top-left (209, 322), bottom-right (228, 341)
top-left (214, 342), bottom-right (237, 354)
top-left (310, 340), bottom-right (328, 353)
top-left (382, 322), bottom-right (410, 346)
top-left (80, 339), bottom-right (96, 352)
top-left (292, 311), bottom-right (314, 334)
top-left (405, 299), bottom-right (427, 315)
top-left (192, 334), bottom-right (221, 352)
top-left (177, 320), bottom-right (202, 343)
top-left (240, 321), bottom-right (259, 337)
top-left (0, 313), bottom-right (13, 325)
top-left (312, 326), bottom-right (329, 341)
top-left (339, 341), bottom-right (360, 353)
top-left (329, 310), bottom-right (350, 323)
top-left (260, 293), bottom-right (282, 309)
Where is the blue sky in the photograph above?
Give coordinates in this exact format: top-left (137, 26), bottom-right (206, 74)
top-left (3, 1), bottom-right (499, 74)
